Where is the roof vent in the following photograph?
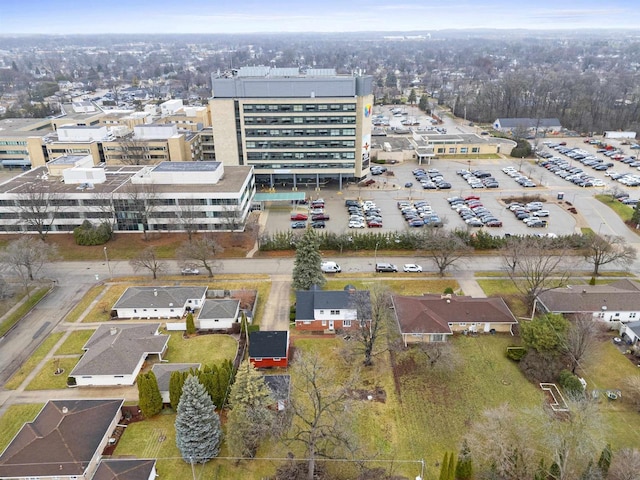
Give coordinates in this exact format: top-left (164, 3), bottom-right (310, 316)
top-left (61, 406), bottom-right (68, 414)
top-left (154, 289), bottom-right (158, 297)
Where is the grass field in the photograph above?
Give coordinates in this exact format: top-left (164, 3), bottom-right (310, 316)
top-left (4, 332), bottom-right (64, 390)
top-left (595, 194), bottom-right (635, 222)
top-left (55, 330), bottom-right (95, 355)
top-left (163, 332), bottom-right (238, 364)
top-left (25, 357), bottom-right (78, 390)
top-left (64, 285), bottom-right (106, 323)
top-left (0, 287), bottom-right (50, 337)
top-left (325, 278), bottom-right (459, 296)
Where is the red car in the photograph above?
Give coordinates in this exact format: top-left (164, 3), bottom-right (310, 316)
top-left (290, 213), bottom-right (308, 221)
top-left (367, 220), bottom-right (383, 228)
top-left (464, 195), bottom-right (480, 201)
top-left (311, 214), bottom-right (330, 221)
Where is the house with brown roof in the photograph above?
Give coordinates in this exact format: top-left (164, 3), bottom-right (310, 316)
top-left (536, 279), bottom-right (640, 324)
top-left (92, 459), bottom-right (157, 480)
top-left (391, 294), bottom-right (518, 345)
top-left (69, 324), bottom-right (169, 387)
top-left (0, 399), bottom-right (124, 480)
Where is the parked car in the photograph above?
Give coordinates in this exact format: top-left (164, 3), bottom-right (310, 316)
top-left (403, 264), bottom-right (423, 273)
top-left (348, 220), bottom-right (365, 228)
top-left (310, 220), bottom-right (326, 228)
top-left (290, 213), bottom-right (308, 221)
top-left (181, 267), bottom-right (200, 276)
top-left (311, 214), bottom-right (330, 221)
top-left (376, 263), bottom-right (398, 273)
top-left (291, 221), bottom-right (307, 229)
top-left (321, 261), bottom-right (341, 273)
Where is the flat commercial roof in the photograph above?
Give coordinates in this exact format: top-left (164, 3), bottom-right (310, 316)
top-left (153, 161), bottom-right (221, 172)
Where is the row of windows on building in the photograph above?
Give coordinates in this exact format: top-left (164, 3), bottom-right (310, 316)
top-left (242, 103), bottom-right (356, 113)
top-left (247, 152), bottom-right (355, 161)
top-left (0, 141), bottom-right (28, 146)
top-left (435, 147), bottom-right (481, 154)
top-left (245, 140), bottom-right (355, 149)
top-left (245, 128), bottom-right (356, 137)
top-left (0, 197), bottom-right (241, 207)
top-left (0, 210), bottom-right (241, 220)
top-left (244, 116), bottom-right (356, 126)
top-left (252, 162), bottom-right (355, 170)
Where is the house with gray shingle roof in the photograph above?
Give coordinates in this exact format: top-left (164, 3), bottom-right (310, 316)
top-left (295, 287), bottom-right (371, 333)
top-left (493, 117), bottom-right (562, 133)
top-left (620, 321), bottom-right (640, 345)
top-left (93, 459), bottom-right (157, 480)
top-left (391, 294), bottom-right (518, 345)
top-left (112, 286), bottom-right (207, 319)
top-left (151, 363), bottom-right (200, 403)
top-left (70, 324), bottom-right (168, 387)
top-left (536, 279), bottom-right (640, 324)
top-left (0, 399), bottom-right (124, 480)
top-left (263, 374), bottom-right (291, 411)
top-left (197, 298), bottom-right (240, 330)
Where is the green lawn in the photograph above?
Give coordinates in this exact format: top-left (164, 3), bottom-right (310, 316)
top-left (25, 357), bottom-right (79, 390)
top-left (325, 278), bottom-right (458, 296)
top-left (0, 404), bottom-right (44, 452)
top-left (595, 194), bottom-right (635, 222)
top-left (55, 330), bottom-right (94, 355)
top-left (64, 285), bottom-right (106, 323)
top-left (4, 332), bottom-right (64, 390)
top-left (0, 287), bottom-right (50, 337)
top-left (163, 332), bottom-right (238, 364)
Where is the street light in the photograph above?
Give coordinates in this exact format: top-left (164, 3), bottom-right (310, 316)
top-left (374, 241), bottom-right (380, 264)
top-left (104, 246), bottom-right (112, 280)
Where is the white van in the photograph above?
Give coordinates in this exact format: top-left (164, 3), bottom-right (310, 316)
top-left (321, 261), bottom-right (341, 273)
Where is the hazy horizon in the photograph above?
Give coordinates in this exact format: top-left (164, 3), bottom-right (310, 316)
top-left (3, 0), bottom-right (640, 35)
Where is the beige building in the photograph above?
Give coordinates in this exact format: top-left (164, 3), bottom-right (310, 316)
top-left (210, 67), bottom-right (374, 190)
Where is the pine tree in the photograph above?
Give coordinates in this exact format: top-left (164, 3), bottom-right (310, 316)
top-left (455, 440), bottom-right (473, 480)
top-left (175, 374), bottom-right (222, 464)
top-left (186, 312), bottom-right (196, 335)
top-left (137, 371), bottom-right (162, 418)
top-left (169, 370), bottom-right (190, 411)
top-left (226, 361), bottom-right (275, 457)
top-left (291, 228), bottom-right (325, 290)
top-left (597, 443), bottom-right (612, 477)
top-left (439, 452), bottom-right (449, 480)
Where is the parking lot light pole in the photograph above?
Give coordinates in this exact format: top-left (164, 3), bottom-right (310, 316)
top-left (375, 242), bottom-right (379, 264)
top-left (104, 246), bottom-right (112, 280)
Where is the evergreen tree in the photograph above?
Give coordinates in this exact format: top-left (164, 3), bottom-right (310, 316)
top-left (408, 88), bottom-right (417, 105)
top-left (175, 374), bottom-right (222, 464)
top-left (137, 371), bottom-right (162, 418)
top-left (455, 440), bottom-right (473, 480)
top-left (439, 452), bottom-right (450, 480)
top-left (597, 443), bottom-right (612, 477)
top-left (632, 203), bottom-right (640, 228)
top-left (169, 370), bottom-right (187, 411)
top-left (186, 312), bottom-right (196, 335)
top-left (226, 361), bottom-right (276, 457)
top-left (291, 228), bottom-right (325, 290)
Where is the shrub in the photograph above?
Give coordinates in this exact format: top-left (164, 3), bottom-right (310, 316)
top-left (510, 139), bottom-right (533, 158)
top-left (589, 276), bottom-right (596, 285)
top-left (506, 346), bottom-right (527, 362)
top-left (443, 287), bottom-right (454, 295)
top-left (73, 220), bottom-right (112, 246)
top-left (558, 370), bottom-right (585, 396)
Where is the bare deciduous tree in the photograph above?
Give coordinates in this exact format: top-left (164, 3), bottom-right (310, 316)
top-left (502, 236), bottom-right (572, 311)
top-left (14, 181), bottom-right (64, 240)
top-left (563, 314), bottom-right (601, 374)
top-left (583, 233), bottom-right (637, 276)
top-left (129, 247), bottom-right (166, 279)
top-left (420, 229), bottom-right (471, 276)
top-left (0, 236), bottom-right (58, 295)
top-left (350, 284), bottom-right (391, 367)
top-left (608, 448), bottom-right (640, 480)
top-left (175, 201), bottom-right (201, 242)
top-left (418, 342), bottom-right (459, 372)
top-left (176, 237), bottom-right (222, 278)
top-left (285, 351), bottom-right (358, 480)
top-left (115, 134), bottom-right (149, 165)
top-left (115, 181), bottom-right (158, 240)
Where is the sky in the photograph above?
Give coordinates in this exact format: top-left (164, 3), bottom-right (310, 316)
top-left (2, 0), bottom-right (640, 35)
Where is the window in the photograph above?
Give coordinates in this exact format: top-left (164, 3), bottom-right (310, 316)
top-left (437, 148), bottom-right (445, 154)
top-left (472, 147), bottom-right (480, 153)
top-left (343, 320), bottom-right (351, 327)
top-left (254, 357), bottom-right (262, 361)
top-left (319, 310), bottom-right (324, 314)
top-left (273, 357), bottom-right (281, 361)
top-left (615, 313), bottom-right (620, 317)
top-left (431, 334), bottom-right (444, 342)
top-left (449, 147), bottom-right (457, 154)
top-left (322, 321), bottom-right (327, 326)
top-left (330, 310), bottom-right (340, 315)
top-left (460, 147), bottom-right (468, 154)
top-left (459, 323), bottom-right (466, 327)
top-left (630, 313), bottom-right (637, 318)
top-left (303, 321), bottom-right (311, 324)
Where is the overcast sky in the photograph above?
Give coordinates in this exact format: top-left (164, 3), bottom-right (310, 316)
top-left (3, 0), bottom-right (640, 35)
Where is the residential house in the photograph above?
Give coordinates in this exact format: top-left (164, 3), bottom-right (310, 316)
top-left (113, 286), bottom-right (207, 319)
top-left (263, 374), bottom-right (291, 411)
top-left (0, 399), bottom-right (124, 480)
top-left (391, 294), bottom-right (518, 345)
top-left (197, 298), bottom-right (240, 330)
top-left (536, 279), bottom-right (640, 324)
top-left (620, 321), bottom-right (640, 345)
top-left (151, 363), bottom-right (201, 404)
top-left (295, 286), bottom-right (371, 333)
top-left (249, 331), bottom-right (289, 368)
top-left (69, 323), bottom-right (169, 387)
top-left (92, 459), bottom-right (157, 480)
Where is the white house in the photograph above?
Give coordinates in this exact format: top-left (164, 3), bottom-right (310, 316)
top-left (69, 323), bottom-right (168, 387)
top-left (620, 321), bottom-right (640, 345)
top-left (113, 286), bottom-right (207, 319)
top-left (197, 298), bottom-right (240, 330)
top-left (536, 279), bottom-right (640, 325)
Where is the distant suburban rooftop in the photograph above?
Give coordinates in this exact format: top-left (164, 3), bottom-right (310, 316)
top-left (151, 363), bottom-right (200, 392)
top-left (93, 459), bottom-right (157, 480)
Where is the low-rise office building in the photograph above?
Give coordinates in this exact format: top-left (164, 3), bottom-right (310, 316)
top-left (0, 159), bottom-right (255, 234)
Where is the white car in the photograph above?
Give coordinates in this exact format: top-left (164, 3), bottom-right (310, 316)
top-left (348, 220), bottom-right (365, 228)
top-left (532, 210), bottom-right (550, 217)
top-left (181, 267), bottom-right (200, 276)
top-left (403, 264), bottom-right (423, 273)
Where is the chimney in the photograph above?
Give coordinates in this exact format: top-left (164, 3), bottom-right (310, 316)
top-left (110, 327), bottom-right (117, 336)
top-left (154, 289), bottom-right (158, 297)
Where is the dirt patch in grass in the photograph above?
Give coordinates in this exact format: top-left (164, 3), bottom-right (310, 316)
top-left (349, 386), bottom-right (387, 403)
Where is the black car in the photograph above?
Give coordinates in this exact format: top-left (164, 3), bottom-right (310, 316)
top-left (310, 220), bottom-right (326, 228)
